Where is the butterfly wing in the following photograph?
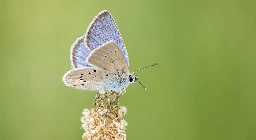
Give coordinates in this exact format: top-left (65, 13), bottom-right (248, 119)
top-left (85, 10), bottom-right (129, 66)
top-left (87, 41), bottom-right (129, 77)
top-left (63, 67), bottom-right (110, 92)
top-left (70, 10), bottom-right (129, 68)
top-left (70, 37), bottom-right (92, 68)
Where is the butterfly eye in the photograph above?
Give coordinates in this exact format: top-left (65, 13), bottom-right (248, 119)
top-left (129, 75), bottom-right (134, 82)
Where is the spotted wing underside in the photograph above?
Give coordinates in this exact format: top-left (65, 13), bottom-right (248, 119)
top-left (63, 67), bottom-right (111, 91)
top-left (87, 41), bottom-right (129, 77)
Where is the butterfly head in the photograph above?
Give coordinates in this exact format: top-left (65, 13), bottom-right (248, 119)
top-left (128, 73), bottom-right (146, 90)
top-left (128, 74), bottom-right (138, 83)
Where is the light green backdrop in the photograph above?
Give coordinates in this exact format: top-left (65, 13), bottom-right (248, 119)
top-left (1, 0), bottom-right (256, 140)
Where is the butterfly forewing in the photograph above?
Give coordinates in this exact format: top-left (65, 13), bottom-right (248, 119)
top-left (87, 41), bottom-right (129, 77)
top-left (85, 10), bottom-right (129, 65)
top-left (63, 67), bottom-right (110, 91)
top-left (70, 37), bottom-right (92, 68)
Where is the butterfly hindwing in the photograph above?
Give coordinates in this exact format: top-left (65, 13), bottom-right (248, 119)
top-left (87, 41), bottom-right (129, 77)
top-left (85, 10), bottom-right (129, 66)
top-left (63, 67), bottom-right (110, 91)
top-left (70, 37), bottom-right (92, 68)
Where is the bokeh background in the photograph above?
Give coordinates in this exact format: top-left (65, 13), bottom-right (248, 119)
top-left (1, 0), bottom-right (256, 140)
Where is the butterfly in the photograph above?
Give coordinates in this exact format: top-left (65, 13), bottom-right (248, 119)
top-left (62, 10), bottom-right (139, 94)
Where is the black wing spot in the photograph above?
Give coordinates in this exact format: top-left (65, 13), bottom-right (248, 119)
top-left (81, 84), bottom-right (84, 86)
top-left (81, 74), bottom-right (84, 75)
top-left (114, 50), bottom-right (117, 52)
top-left (88, 72), bottom-right (91, 74)
top-left (83, 81), bottom-right (86, 82)
top-left (106, 74), bottom-right (108, 76)
top-left (80, 78), bottom-right (83, 80)
top-left (93, 70), bottom-right (96, 72)
top-left (104, 55), bottom-right (107, 57)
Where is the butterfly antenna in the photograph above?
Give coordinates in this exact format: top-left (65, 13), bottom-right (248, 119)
top-left (134, 62), bottom-right (158, 90)
top-left (137, 80), bottom-right (146, 90)
top-left (136, 62), bottom-right (159, 72)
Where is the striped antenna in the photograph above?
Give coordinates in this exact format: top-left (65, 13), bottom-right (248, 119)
top-left (134, 62), bottom-right (159, 90)
top-left (136, 62), bottom-right (159, 72)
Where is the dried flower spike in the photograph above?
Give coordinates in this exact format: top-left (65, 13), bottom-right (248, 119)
top-left (81, 91), bottom-right (127, 140)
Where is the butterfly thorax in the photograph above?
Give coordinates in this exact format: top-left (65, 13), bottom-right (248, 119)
top-left (98, 73), bottom-right (136, 94)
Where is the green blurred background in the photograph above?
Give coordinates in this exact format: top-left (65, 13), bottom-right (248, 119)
top-left (1, 0), bottom-right (256, 140)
